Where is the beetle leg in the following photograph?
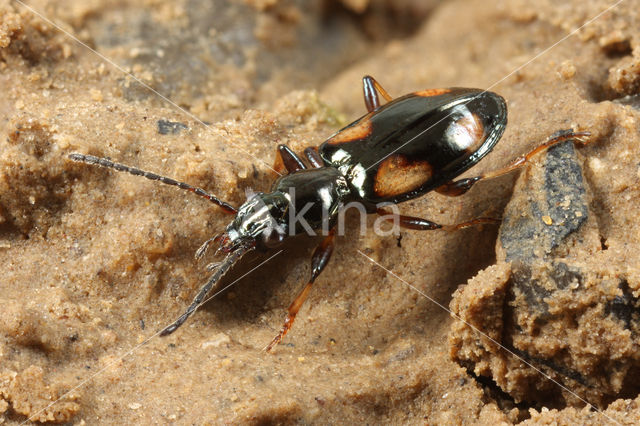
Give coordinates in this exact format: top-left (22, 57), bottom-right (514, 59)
top-left (304, 147), bottom-right (324, 169)
top-left (363, 75), bottom-right (393, 113)
top-left (434, 177), bottom-right (482, 197)
top-left (273, 144), bottom-right (307, 175)
top-left (435, 130), bottom-right (591, 197)
top-left (377, 208), bottom-right (500, 232)
top-left (265, 229), bottom-right (336, 352)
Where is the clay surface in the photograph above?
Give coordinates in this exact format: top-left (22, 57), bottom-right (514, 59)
top-left (1, 0), bottom-right (640, 424)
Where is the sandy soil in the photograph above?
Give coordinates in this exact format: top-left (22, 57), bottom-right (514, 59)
top-left (1, 0), bottom-right (639, 424)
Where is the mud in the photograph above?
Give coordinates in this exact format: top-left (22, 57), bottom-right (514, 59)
top-left (1, 0), bottom-right (640, 424)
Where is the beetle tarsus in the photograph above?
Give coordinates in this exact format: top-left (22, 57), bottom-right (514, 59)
top-left (440, 217), bottom-right (501, 232)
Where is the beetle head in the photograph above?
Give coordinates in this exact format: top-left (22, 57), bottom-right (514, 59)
top-left (220, 191), bottom-right (290, 251)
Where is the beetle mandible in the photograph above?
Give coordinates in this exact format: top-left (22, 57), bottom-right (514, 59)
top-left (69, 76), bottom-right (589, 351)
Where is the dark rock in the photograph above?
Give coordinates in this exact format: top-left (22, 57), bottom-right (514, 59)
top-left (451, 137), bottom-right (640, 407)
top-left (157, 119), bottom-right (188, 135)
top-left (500, 140), bottom-right (588, 263)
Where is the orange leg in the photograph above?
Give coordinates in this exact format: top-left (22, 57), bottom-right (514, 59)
top-left (363, 75), bottom-right (393, 113)
top-left (377, 208), bottom-right (500, 232)
top-left (265, 229), bottom-right (336, 352)
top-left (436, 130), bottom-right (590, 197)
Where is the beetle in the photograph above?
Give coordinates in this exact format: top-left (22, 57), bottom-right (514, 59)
top-left (68, 76), bottom-right (589, 351)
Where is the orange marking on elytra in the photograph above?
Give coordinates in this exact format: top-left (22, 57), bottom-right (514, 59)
top-left (326, 119), bottom-right (372, 145)
top-left (374, 155), bottom-right (433, 198)
top-left (415, 88), bottom-right (451, 97)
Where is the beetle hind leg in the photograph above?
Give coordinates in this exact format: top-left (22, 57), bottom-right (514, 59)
top-left (435, 130), bottom-right (591, 197)
top-left (376, 208), bottom-right (500, 232)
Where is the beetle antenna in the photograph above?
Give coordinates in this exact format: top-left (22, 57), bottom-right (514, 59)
top-left (68, 153), bottom-right (238, 214)
top-left (159, 240), bottom-right (255, 336)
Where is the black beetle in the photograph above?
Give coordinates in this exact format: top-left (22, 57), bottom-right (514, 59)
top-left (69, 75), bottom-right (589, 351)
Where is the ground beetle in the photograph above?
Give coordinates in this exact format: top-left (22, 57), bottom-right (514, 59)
top-left (69, 76), bottom-right (589, 351)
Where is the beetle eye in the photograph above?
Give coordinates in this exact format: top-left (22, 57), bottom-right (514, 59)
top-left (262, 227), bottom-right (285, 248)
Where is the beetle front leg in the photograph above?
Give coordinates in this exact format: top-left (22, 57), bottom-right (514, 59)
top-left (363, 75), bottom-right (393, 112)
top-left (436, 130), bottom-right (591, 197)
top-left (376, 208), bottom-right (499, 232)
top-left (265, 229), bottom-right (336, 352)
top-left (273, 144), bottom-right (307, 175)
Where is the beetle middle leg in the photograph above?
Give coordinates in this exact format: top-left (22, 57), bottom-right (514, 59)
top-left (435, 130), bottom-right (590, 197)
top-left (265, 228), bottom-right (336, 352)
top-left (273, 144), bottom-right (307, 175)
top-left (304, 147), bottom-right (324, 169)
top-left (376, 208), bottom-right (500, 232)
top-left (363, 75), bottom-right (393, 112)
